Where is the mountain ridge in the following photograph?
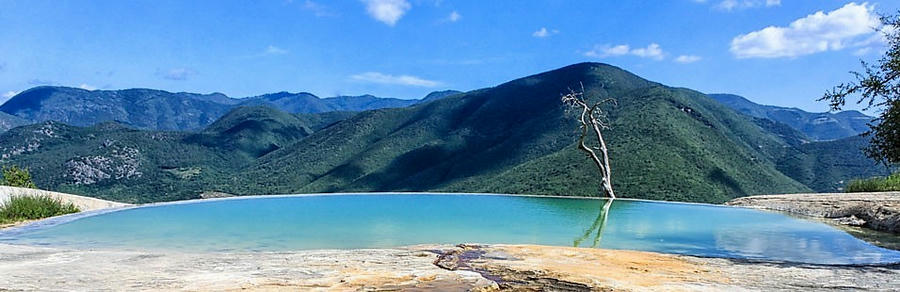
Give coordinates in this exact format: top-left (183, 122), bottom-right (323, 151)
top-left (0, 86), bottom-right (449, 132)
top-left (709, 93), bottom-right (872, 141)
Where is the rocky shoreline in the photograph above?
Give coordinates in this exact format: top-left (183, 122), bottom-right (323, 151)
top-left (1, 243), bottom-right (898, 291)
top-left (726, 192), bottom-right (900, 234)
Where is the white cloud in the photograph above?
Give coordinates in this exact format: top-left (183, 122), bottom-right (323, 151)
top-left (78, 84), bottom-right (97, 90)
top-left (447, 11), bottom-right (461, 22)
top-left (362, 0), bottom-right (411, 26)
top-left (585, 43), bottom-right (665, 60)
top-left (264, 45), bottom-right (289, 55)
top-left (350, 72), bottom-right (440, 87)
top-left (532, 27), bottom-right (559, 38)
top-left (730, 2), bottom-right (882, 58)
top-left (674, 55), bottom-right (702, 63)
top-left (160, 68), bottom-right (196, 81)
top-left (714, 0), bottom-right (780, 11)
top-left (631, 43), bottom-right (664, 60)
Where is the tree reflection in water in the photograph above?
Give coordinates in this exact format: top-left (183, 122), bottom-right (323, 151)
top-left (574, 198), bottom-right (613, 248)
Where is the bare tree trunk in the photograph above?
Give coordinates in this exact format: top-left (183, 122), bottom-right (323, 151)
top-left (562, 84), bottom-right (616, 198)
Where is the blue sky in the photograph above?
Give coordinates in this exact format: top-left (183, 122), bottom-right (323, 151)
top-left (0, 0), bottom-right (897, 112)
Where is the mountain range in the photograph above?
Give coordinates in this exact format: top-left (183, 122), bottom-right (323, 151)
top-left (0, 63), bottom-right (887, 203)
top-left (709, 93), bottom-right (872, 141)
top-left (0, 86), bottom-right (461, 131)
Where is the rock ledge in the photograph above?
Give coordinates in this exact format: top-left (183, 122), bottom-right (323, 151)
top-left (726, 192), bottom-right (900, 234)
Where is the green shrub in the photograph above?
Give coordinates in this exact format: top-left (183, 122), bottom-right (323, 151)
top-left (845, 173), bottom-right (900, 192)
top-left (0, 195), bottom-right (80, 224)
top-left (0, 166), bottom-right (37, 189)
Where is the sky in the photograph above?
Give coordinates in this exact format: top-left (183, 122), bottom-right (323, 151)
top-left (0, 0), bottom-right (898, 112)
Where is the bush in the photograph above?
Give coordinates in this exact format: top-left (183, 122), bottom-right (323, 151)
top-left (845, 173), bottom-right (900, 192)
top-left (0, 195), bottom-right (80, 224)
top-left (1, 166), bottom-right (37, 189)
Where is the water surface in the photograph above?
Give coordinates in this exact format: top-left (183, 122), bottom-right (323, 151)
top-left (2, 194), bottom-right (898, 265)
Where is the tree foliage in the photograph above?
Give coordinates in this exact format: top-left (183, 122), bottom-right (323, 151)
top-left (821, 12), bottom-right (900, 164)
top-left (1, 165), bottom-right (38, 189)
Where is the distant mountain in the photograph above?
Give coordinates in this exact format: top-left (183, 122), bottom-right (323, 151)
top-left (0, 112), bottom-right (28, 132)
top-left (0, 63), bottom-right (885, 203)
top-left (0, 87), bottom-right (237, 131)
top-left (709, 93), bottom-right (872, 141)
top-left (0, 87), bottom-right (428, 131)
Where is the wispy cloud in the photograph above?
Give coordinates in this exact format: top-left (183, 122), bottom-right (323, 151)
top-left (159, 68), bottom-right (196, 81)
top-left (78, 83), bottom-right (97, 90)
top-left (730, 2), bottom-right (882, 58)
top-left (446, 11), bottom-right (461, 22)
top-left (239, 45), bottom-right (290, 59)
top-left (532, 27), bottom-right (559, 38)
top-left (350, 72), bottom-right (441, 87)
top-left (585, 43), bottom-right (665, 60)
top-left (714, 0), bottom-right (780, 11)
top-left (301, 0), bottom-right (336, 17)
top-left (263, 45), bottom-right (289, 56)
top-left (362, 0), bottom-right (411, 26)
top-left (674, 55), bottom-right (702, 64)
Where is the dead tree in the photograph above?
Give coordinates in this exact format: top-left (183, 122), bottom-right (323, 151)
top-left (561, 83), bottom-right (616, 198)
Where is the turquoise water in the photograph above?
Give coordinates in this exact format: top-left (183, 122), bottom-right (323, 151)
top-left (2, 194), bottom-right (899, 265)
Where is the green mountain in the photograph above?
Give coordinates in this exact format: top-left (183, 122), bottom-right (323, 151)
top-left (0, 107), bottom-right (354, 202)
top-left (709, 93), bottom-right (872, 141)
top-left (191, 106), bottom-right (354, 158)
top-left (0, 121), bottom-right (234, 202)
top-left (0, 63), bottom-right (884, 203)
top-left (775, 135), bottom-right (889, 192)
top-left (0, 87), bottom-right (426, 131)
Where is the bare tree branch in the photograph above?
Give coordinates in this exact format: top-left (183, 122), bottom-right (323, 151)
top-left (561, 83), bottom-right (616, 198)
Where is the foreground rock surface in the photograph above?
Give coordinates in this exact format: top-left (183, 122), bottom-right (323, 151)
top-left (726, 192), bottom-right (900, 234)
top-left (1, 243), bottom-right (898, 291)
